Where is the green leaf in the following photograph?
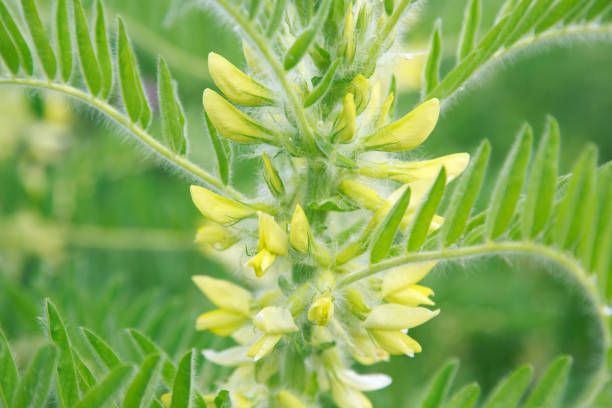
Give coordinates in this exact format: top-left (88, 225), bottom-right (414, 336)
top-left (12, 344), bottom-right (57, 408)
top-left (75, 365), bottom-right (133, 408)
top-left (524, 356), bottom-right (572, 408)
top-left (384, 0), bottom-right (394, 15)
top-left (0, 328), bottom-right (19, 406)
top-left (0, 2), bottom-right (33, 75)
top-left (266, 0), bottom-right (286, 37)
top-left (485, 124), bottom-right (532, 240)
top-left (20, 0), bottom-right (56, 79)
top-left (55, 0), bottom-right (72, 82)
top-left (587, 0), bottom-right (612, 20)
top-left (204, 111), bottom-right (230, 185)
top-left (123, 354), bottom-right (162, 408)
top-left (73, 0), bottom-right (101, 95)
top-left (170, 350), bottom-right (194, 408)
top-left (283, 0), bottom-right (331, 70)
top-left (536, 0), bottom-right (582, 33)
top-left (522, 116), bottom-right (559, 239)
top-left (304, 59), bottom-right (340, 107)
top-left (95, 0), bottom-right (113, 99)
top-left (407, 167), bottom-right (446, 252)
top-left (370, 186), bottom-right (411, 264)
top-left (46, 299), bottom-right (80, 408)
top-left (420, 360), bottom-right (459, 408)
top-left (248, 0), bottom-right (263, 20)
top-left (423, 20), bottom-right (442, 95)
top-left (593, 164), bottom-right (612, 296)
top-left (127, 329), bottom-right (176, 389)
top-left (441, 140), bottom-right (490, 246)
top-left (214, 390), bottom-right (231, 408)
top-left (0, 17), bottom-right (19, 75)
top-left (81, 327), bottom-right (121, 370)
top-left (457, 0), bottom-right (481, 61)
top-left (483, 365), bottom-right (533, 408)
top-left (72, 351), bottom-right (96, 394)
top-left (504, 0), bottom-right (555, 47)
top-left (117, 17), bottom-right (150, 127)
top-left (444, 382), bottom-right (480, 408)
top-left (158, 57), bottom-right (186, 155)
top-left (554, 144), bottom-right (598, 249)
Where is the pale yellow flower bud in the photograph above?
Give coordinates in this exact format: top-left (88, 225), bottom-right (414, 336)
top-left (362, 98), bottom-right (440, 151)
top-left (247, 248), bottom-right (276, 277)
top-left (190, 185), bottom-right (254, 225)
top-left (348, 330), bottom-right (389, 365)
top-left (278, 390), bottom-right (307, 408)
top-left (339, 180), bottom-right (384, 210)
top-left (195, 223), bottom-right (238, 250)
top-left (242, 40), bottom-right (266, 78)
top-left (359, 153), bottom-right (470, 184)
top-left (208, 52), bottom-right (274, 106)
top-left (258, 213), bottom-right (289, 256)
top-left (203, 89), bottom-right (275, 144)
top-left (196, 309), bottom-right (250, 336)
top-left (289, 204), bottom-right (310, 252)
top-left (381, 261), bottom-right (437, 298)
top-left (343, 5), bottom-right (355, 62)
top-left (254, 306), bottom-right (298, 334)
top-left (385, 285), bottom-right (435, 307)
top-left (308, 295), bottom-right (334, 326)
top-left (345, 288), bottom-right (370, 314)
top-left (376, 92), bottom-right (394, 128)
top-left (369, 329), bottom-right (422, 356)
top-left (262, 152), bottom-right (285, 195)
top-left (348, 74), bottom-right (369, 114)
top-left (192, 275), bottom-right (252, 316)
top-left (363, 304), bottom-right (439, 330)
top-left (335, 93), bottom-right (356, 143)
top-left (331, 378), bottom-right (373, 408)
top-left (247, 333), bottom-right (283, 361)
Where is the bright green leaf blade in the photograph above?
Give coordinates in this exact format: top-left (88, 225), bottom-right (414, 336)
top-left (0, 2), bottom-right (33, 75)
top-left (444, 382), bottom-right (480, 408)
top-left (441, 140), bottom-right (490, 246)
top-left (122, 354), bottom-right (161, 408)
top-left (46, 299), bottom-right (80, 408)
top-left (483, 365), bottom-right (533, 408)
top-left (95, 0), bottom-right (112, 99)
top-left (593, 164), bottom-right (612, 296)
top-left (524, 356), bottom-right (572, 408)
top-left (248, 0), bottom-right (263, 19)
top-left (20, 0), bottom-right (56, 79)
top-left (266, 0), bottom-right (286, 37)
top-left (214, 390), bottom-right (231, 408)
top-left (486, 124), bottom-right (532, 240)
top-left (384, 0), bottom-right (394, 15)
top-left (117, 17), bottom-right (142, 123)
top-left (55, 0), bottom-right (71, 82)
top-left (504, 0), bottom-right (555, 47)
top-left (170, 350), bottom-right (194, 408)
top-left (587, 0), bottom-right (612, 20)
top-left (73, 351), bottom-right (96, 394)
top-left (420, 360), bottom-right (459, 408)
top-left (74, 365), bottom-right (133, 408)
top-left (304, 58), bottom-right (340, 107)
top-left (204, 111), bottom-right (230, 185)
top-left (407, 167), bottom-right (446, 252)
top-left (0, 328), bottom-right (19, 406)
top-left (158, 57), bottom-right (186, 154)
top-left (12, 344), bottom-right (58, 408)
top-left (127, 329), bottom-right (176, 389)
top-left (554, 144), bottom-right (598, 249)
top-left (73, 0), bottom-right (101, 95)
top-left (283, 0), bottom-right (331, 70)
top-left (457, 0), bottom-right (481, 61)
top-left (0, 18), bottom-right (19, 75)
top-left (536, 0), bottom-right (582, 33)
top-left (423, 20), bottom-right (442, 95)
top-left (81, 327), bottom-right (121, 371)
top-left (370, 187), bottom-right (411, 263)
top-left (523, 116), bottom-right (560, 239)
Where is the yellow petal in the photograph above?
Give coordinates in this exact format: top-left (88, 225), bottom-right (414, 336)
top-left (258, 213), bottom-right (289, 255)
top-left (208, 52), bottom-right (274, 106)
top-left (377, 92), bottom-right (394, 128)
top-left (362, 304), bottom-right (439, 330)
top-left (369, 329), bottom-right (422, 356)
top-left (381, 261), bottom-right (437, 297)
top-left (196, 309), bottom-right (249, 336)
top-left (254, 306), bottom-right (298, 334)
top-left (385, 285), bottom-right (435, 307)
top-left (348, 74), bottom-right (369, 114)
top-left (363, 98), bottom-right (440, 151)
top-left (247, 333), bottom-right (283, 361)
top-left (308, 295), bottom-right (334, 326)
top-left (345, 288), bottom-right (371, 314)
top-left (278, 390), bottom-right (307, 408)
top-left (195, 223), bottom-right (238, 250)
top-left (289, 204), bottom-right (310, 253)
top-left (349, 330), bottom-right (389, 365)
top-left (331, 378), bottom-right (373, 408)
top-left (339, 180), bottom-right (384, 210)
top-left (190, 185), bottom-right (254, 225)
top-left (335, 93), bottom-right (356, 143)
top-left (342, 6), bottom-right (355, 62)
top-left (192, 275), bottom-right (252, 315)
top-left (247, 248), bottom-right (277, 277)
top-left (203, 89), bottom-right (275, 144)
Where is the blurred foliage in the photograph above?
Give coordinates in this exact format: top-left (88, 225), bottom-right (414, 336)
top-left (1, 0), bottom-right (611, 406)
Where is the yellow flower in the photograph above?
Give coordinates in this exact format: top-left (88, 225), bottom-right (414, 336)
top-left (348, 330), bottom-right (389, 365)
top-left (278, 390), bottom-right (307, 408)
top-left (208, 52), bottom-right (274, 106)
top-left (203, 89), bottom-right (276, 144)
top-left (289, 204), bottom-right (331, 265)
top-left (262, 152), bottom-right (285, 195)
top-left (359, 153), bottom-right (470, 183)
top-left (362, 98), bottom-right (440, 151)
top-left (362, 304), bottom-right (439, 330)
top-left (308, 295), bottom-right (334, 326)
top-left (334, 93), bottom-right (356, 143)
top-left (330, 378), bottom-right (372, 408)
top-left (348, 74), bottom-right (369, 114)
top-left (193, 275), bottom-right (252, 336)
top-left (195, 223), bottom-right (238, 250)
top-left (339, 180), bottom-right (384, 210)
top-left (247, 306), bottom-right (298, 361)
top-left (380, 261), bottom-right (437, 300)
top-left (190, 185), bottom-right (254, 225)
top-left (248, 213), bottom-right (288, 277)
top-left (376, 92), bottom-right (394, 129)
top-left (368, 329), bottom-right (422, 356)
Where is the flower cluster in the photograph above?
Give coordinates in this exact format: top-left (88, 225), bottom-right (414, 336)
top-left (186, 1), bottom-right (469, 407)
